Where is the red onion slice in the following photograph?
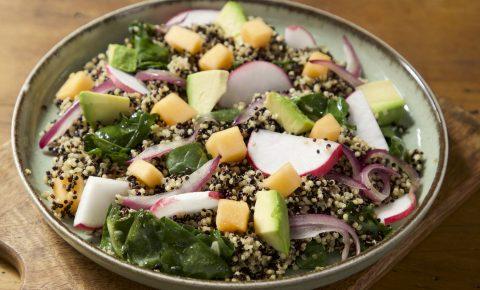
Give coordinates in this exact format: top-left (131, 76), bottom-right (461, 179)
top-left (135, 69), bottom-right (186, 87)
top-left (326, 173), bottom-right (367, 191)
top-left (284, 25), bottom-right (317, 49)
top-left (309, 60), bottom-right (364, 87)
top-left (342, 35), bottom-right (362, 78)
top-left (233, 96), bottom-right (265, 125)
top-left (39, 101), bottom-right (82, 149)
top-left (92, 79), bottom-right (116, 93)
top-left (150, 191), bottom-right (221, 218)
top-left (341, 145), bottom-right (362, 180)
top-left (165, 9), bottom-right (219, 27)
top-left (360, 163), bottom-right (399, 203)
top-left (106, 64), bottom-right (149, 95)
top-left (290, 214), bottom-right (361, 260)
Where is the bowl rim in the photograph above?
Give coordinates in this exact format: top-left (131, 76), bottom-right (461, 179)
top-left (11, 0), bottom-right (448, 288)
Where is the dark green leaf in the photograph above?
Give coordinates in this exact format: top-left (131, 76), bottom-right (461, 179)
top-left (211, 230), bottom-right (235, 260)
top-left (325, 97), bottom-right (352, 128)
top-left (210, 108), bottom-right (241, 123)
top-left (272, 59), bottom-right (295, 71)
top-left (129, 21), bottom-right (169, 70)
top-left (106, 203), bottom-right (138, 257)
top-left (99, 206), bottom-right (114, 253)
top-left (381, 126), bottom-right (407, 159)
top-left (345, 203), bottom-right (392, 240)
top-left (84, 133), bottom-right (130, 163)
top-left (293, 93), bottom-right (328, 121)
top-left (166, 143), bottom-right (208, 175)
top-left (295, 241), bottom-right (328, 270)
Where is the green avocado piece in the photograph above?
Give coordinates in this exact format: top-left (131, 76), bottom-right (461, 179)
top-left (79, 91), bottom-right (130, 127)
top-left (215, 1), bottom-right (247, 40)
top-left (265, 92), bottom-right (314, 134)
top-left (253, 190), bottom-right (290, 254)
top-left (187, 70), bottom-right (229, 115)
top-left (107, 44), bottom-right (137, 73)
top-left (357, 80), bottom-right (406, 126)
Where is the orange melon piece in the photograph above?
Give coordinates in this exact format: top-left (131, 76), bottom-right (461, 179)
top-left (52, 175), bottom-right (85, 214)
top-left (151, 93), bottom-right (197, 125)
top-left (164, 26), bottom-right (204, 55)
top-left (262, 162), bottom-right (302, 198)
top-left (205, 126), bottom-right (247, 163)
top-left (302, 51), bottom-right (332, 80)
top-left (216, 199), bottom-right (250, 233)
top-left (199, 44), bottom-right (234, 71)
top-left (309, 113), bottom-right (342, 141)
top-left (56, 71), bottom-right (94, 100)
top-left (240, 19), bottom-right (273, 49)
top-left (127, 160), bottom-right (164, 188)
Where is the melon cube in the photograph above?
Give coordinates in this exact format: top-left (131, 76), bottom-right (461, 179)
top-left (164, 26), bottom-right (204, 55)
top-left (127, 160), bottom-right (164, 188)
top-left (302, 51), bottom-right (332, 80)
top-left (151, 93), bottom-right (197, 125)
top-left (240, 19), bottom-right (273, 49)
top-left (56, 71), bottom-right (94, 100)
top-left (216, 199), bottom-right (250, 233)
top-left (309, 113), bottom-right (342, 141)
top-left (52, 175), bottom-right (85, 215)
top-left (199, 44), bottom-right (234, 71)
top-left (205, 126), bottom-right (247, 163)
top-left (262, 162), bottom-right (302, 198)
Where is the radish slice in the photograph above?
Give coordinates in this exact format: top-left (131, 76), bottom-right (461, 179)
top-left (232, 96), bottom-right (265, 125)
top-left (135, 69), bottom-right (186, 87)
top-left (73, 177), bottom-right (129, 230)
top-left (247, 130), bottom-right (342, 176)
top-left (219, 61), bottom-right (293, 107)
top-left (39, 101), bottom-right (82, 149)
top-left (346, 90), bottom-right (389, 150)
top-left (92, 79), bottom-right (116, 93)
top-left (106, 64), bottom-right (149, 95)
top-left (375, 191), bottom-right (416, 225)
top-left (284, 25), bottom-right (317, 49)
top-left (309, 60), bottom-right (364, 87)
top-left (150, 191), bottom-right (221, 218)
top-left (342, 35), bottom-right (362, 78)
top-left (165, 9), bottom-right (219, 27)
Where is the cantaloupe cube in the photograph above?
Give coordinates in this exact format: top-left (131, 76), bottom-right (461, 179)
top-left (262, 162), bottom-right (301, 198)
top-left (302, 51), bottom-right (332, 80)
top-left (151, 93), bottom-right (197, 125)
top-left (205, 126), bottom-right (247, 163)
top-left (52, 175), bottom-right (85, 214)
top-left (56, 71), bottom-right (94, 100)
top-left (309, 113), bottom-right (342, 141)
top-left (199, 44), bottom-right (234, 71)
top-left (240, 19), bottom-right (273, 49)
top-left (164, 26), bottom-right (204, 55)
top-left (216, 199), bottom-right (250, 233)
top-left (127, 160), bottom-right (164, 188)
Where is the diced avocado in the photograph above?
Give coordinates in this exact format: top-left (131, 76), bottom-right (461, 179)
top-left (357, 80), bottom-right (406, 126)
top-left (254, 190), bottom-right (290, 254)
top-left (79, 91), bottom-right (130, 127)
top-left (187, 70), bottom-right (229, 115)
top-left (107, 44), bottom-right (137, 73)
top-left (265, 92), bottom-right (314, 134)
top-left (215, 1), bottom-right (247, 40)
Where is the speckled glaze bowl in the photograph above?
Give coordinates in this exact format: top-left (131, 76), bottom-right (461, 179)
top-left (12, 0), bottom-right (448, 289)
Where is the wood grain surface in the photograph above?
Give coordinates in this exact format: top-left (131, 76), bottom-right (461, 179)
top-left (0, 0), bottom-right (479, 289)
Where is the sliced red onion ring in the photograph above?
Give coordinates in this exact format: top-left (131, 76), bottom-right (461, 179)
top-left (165, 9), bottom-right (219, 27)
top-left (290, 214), bottom-right (361, 260)
top-left (326, 173), bottom-right (367, 191)
top-left (309, 60), bottom-right (364, 87)
top-left (360, 164), bottom-right (399, 203)
top-left (135, 69), bottom-right (186, 87)
top-left (39, 101), bottom-right (82, 149)
top-left (118, 156), bottom-right (221, 209)
top-left (92, 79), bottom-right (116, 93)
top-left (341, 145), bottom-right (362, 180)
top-left (342, 35), bottom-right (362, 78)
top-left (284, 25), bottom-right (317, 49)
top-left (233, 96), bottom-right (265, 125)
top-left (106, 64), bottom-right (149, 95)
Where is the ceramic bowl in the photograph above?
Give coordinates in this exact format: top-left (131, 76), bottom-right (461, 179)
top-left (12, 0), bottom-right (448, 289)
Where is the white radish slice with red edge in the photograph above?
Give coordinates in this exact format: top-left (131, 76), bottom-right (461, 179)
top-left (346, 90), bottom-right (389, 150)
top-left (247, 130), bottom-right (342, 176)
top-left (150, 191), bottom-right (221, 218)
top-left (106, 64), bottom-right (149, 95)
top-left (73, 177), bottom-right (129, 230)
top-left (219, 61), bottom-right (293, 107)
top-left (284, 25), bottom-right (317, 49)
top-left (375, 191), bottom-right (416, 225)
top-left (166, 9), bottom-right (219, 27)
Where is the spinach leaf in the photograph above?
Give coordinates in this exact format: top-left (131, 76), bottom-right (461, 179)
top-left (166, 143), bottom-right (208, 175)
top-left (99, 206), bottom-right (115, 253)
top-left (293, 93), bottom-right (328, 121)
top-left (325, 97), bottom-right (352, 128)
top-left (211, 230), bottom-right (235, 260)
top-left (381, 126), bottom-right (407, 159)
top-left (106, 204), bottom-right (138, 257)
top-left (345, 203), bottom-right (392, 241)
top-left (296, 241), bottom-right (328, 270)
top-left (84, 134), bottom-right (131, 163)
top-left (129, 21), bottom-right (169, 70)
top-left (210, 108), bottom-right (241, 123)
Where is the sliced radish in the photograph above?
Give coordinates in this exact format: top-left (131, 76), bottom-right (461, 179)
top-left (150, 191), bottom-right (221, 218)
top-left (346, 90), bottom-right (389, 150)
top-left (342, 35), bottom-right (362, 78)
top-left (73, 177), bottom-right (129, 230)
top-left (284, 25), bottom-right (317, 49)
top-left (247, 130), bottom-right (342, 176)
top-left (165, 9), bottom-right (219, 27)
top-left (105, 64), bottom-right (149, 95)
top-left (135, 69), bottom-right (186, 87)
top-left (219, 61), bottom-right (293, 107)
top-left (375, 191), bottom-right (416, 225)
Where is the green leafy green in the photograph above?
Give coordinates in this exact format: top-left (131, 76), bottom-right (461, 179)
top-left (345, 203), bottom-right (392, 243)
top-left (166, 143), bottom-right (208, 175)
top-left (107, 44), bottom-right (137, 73)
top-left (128, 21), bottom-right (169, 70)
top-left (293, 93), bottom-right (328, 121)
top-left (106, 204), bottom-right (138, 257)
top-left (210, 108), bottom-right (241, 123)
top-left (381, 126), bottom-right (407, 159)
top-left (325, 97), bottom-right (352, 128)
top-left (296, 241), bottom-right (328, 270)
top-left (272, 59), bottom-right (295, 72)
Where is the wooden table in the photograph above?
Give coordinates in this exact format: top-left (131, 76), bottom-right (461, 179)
top-left (0, 0), bottom-right (479, 289)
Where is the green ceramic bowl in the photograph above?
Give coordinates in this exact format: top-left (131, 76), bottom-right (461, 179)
top-left (12, 0), bottom-right (448, 289)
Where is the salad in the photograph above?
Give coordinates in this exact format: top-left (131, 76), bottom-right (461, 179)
top-left (39, 1), bottom-right (424, 282)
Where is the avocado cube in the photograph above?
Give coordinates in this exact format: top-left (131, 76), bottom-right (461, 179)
top-left (107, 44), bottom-right (137, 73)
top-left (264, 92), bottom-right (314, 134)
top-left (78, 91), bottom-right (131, 127)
